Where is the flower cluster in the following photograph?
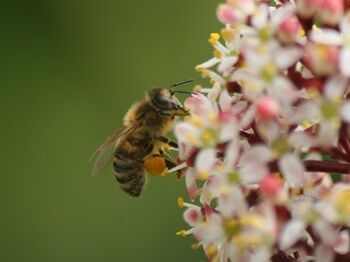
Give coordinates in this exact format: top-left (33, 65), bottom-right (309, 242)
top-left (173, 0), bottom-right (350, 261)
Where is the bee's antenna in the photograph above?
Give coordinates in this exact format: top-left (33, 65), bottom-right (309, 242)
top-left (171, 90), bottom-right (193, 95)
top-left (170, 79), bottom-right (194, 87)
top-left (170, 79), bottom-right (194, 96)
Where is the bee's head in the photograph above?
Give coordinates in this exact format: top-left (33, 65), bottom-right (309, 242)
top-left (147, 87), bottom-right (189, 116)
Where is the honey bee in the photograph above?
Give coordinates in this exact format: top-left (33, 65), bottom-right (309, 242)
top-left (90, 81), bottom-right (192, 197)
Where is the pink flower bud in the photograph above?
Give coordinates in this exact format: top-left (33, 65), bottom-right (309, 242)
top-left (278, 17), bottom-right (302, 44)
top-left (218, 111), bottom-right (232, 122)
top-left (255, 97), bottom-right (279, 120)
top-left (296, 0), bottom-right (322, 18)
top-left (217, 4), bottom-right (237, 24)
top-left (260, 175), bottom-right (283, 197)
top-left (318, 0), bottom-right (344, 26)
top-left (303, 43), bottom-right (339, 76)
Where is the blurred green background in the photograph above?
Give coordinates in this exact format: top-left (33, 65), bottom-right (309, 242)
top-left (0, 1), bottom-right (221, 261)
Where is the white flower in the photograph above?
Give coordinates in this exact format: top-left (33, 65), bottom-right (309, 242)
top-left (173, 1), bottom-right (350, 261)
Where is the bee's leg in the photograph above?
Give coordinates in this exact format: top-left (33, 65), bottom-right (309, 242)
top-left (159, 149), bottom-right (183, 179)
top-left (148, 148), bottom-right (176, 168)
top-left (155, 136), bottom-right (178, 148)
top-left (159, 150), bottom-right (177, 169)
top-left (144, 143), bottom-right (154, 156)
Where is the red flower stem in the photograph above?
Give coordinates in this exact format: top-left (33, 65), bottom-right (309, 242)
top-left (251, 121), bottom-right (264, 143)
top-left (304, 160), bottom-right (350, 173)
top-left (305, 226), bottom-right (319, 250)
top-left (240, 131), bottom-right (262, 144)
top-left (340, 125), bottom-right (350, 156)
top-left (269, 160), bottom-right (350, 174)
top-left (330, 147), bottom-right (350, 162)
top-left (344, 124), bottom-right (350, 142)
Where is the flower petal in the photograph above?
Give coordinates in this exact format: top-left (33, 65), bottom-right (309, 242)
top-left (195, 148), bottom-right (217, 175)
top-left (183, 206), bottom-right (202, 227)
top-left (340, 47), bottom-right (350, 77)
top-left (334, 230), bottom-right (350, 254)
top-left (279, 219), bottom-right (305, 250)
top-left (310, 29), bottom-right (342, 45)
top-left (185, 169), bottom-right (198, 201)
top-left (324, 74), bottom-right (348, 102)
top-left (207, 82), bottom-right (221, 101)
top-left (218, 56), bottom-right (238, 74)
top-left (315, 245), bottom-right (334, 262)
top-left (341, 101), bottom-right (350, 123)
top-left (175, 123), bottom-right (200, 145)
top-left (240, 145), bottom-right (272, 164)
top-left (275, 47), bottom-right (303, 69)
top-left (279, 154), bottom-right (307, 188)
top-left (219, 89), bottom-right (233, 111)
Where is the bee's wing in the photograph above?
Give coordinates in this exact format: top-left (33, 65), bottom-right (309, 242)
top-left (90, 125), bottom-right (136, 177)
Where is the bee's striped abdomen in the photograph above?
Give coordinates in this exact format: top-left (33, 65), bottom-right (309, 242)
top-left (113, 155), bottom-right (145, 197)
top-left (112, 136), bottom-right (151, 197)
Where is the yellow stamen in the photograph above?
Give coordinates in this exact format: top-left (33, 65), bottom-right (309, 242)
top-left (195, 66), bottom-right (204, 73)
top-left (208, 113), bottom-right (218, 122)
top-left (213, 50), bottom-right (221, 59)
top-left (262, 63), bottom-right (277, 81)
top-left (190, 117), bottom-right (203, 128)
top-left (210, 33), bottom-right (220, 40)
top-left (233, 234), bottom-right (262, 248)
top-left (321, 101), bottom-right (338, 120)
top-left (177, 197), bottom-right (185, 208)
top-left (224, 218), bottom-right (241, 236)
top-left (205, 245), bottom-right (218, 258)
top-left (195, 67), bottom-right (209, 77)
top-left (301, 120), bottom-right (312, 129)
top-left (160, 168), bottom-right (168, 176)
top-left (258, 25), bottom-right (272, 42)
top-left (191, 243), bottom-right (201, 250)
top-left (209, 33), bottom-right (221, 46)
top-left (198, 171), bottom-right (209, 180)
top-left (221, 28), bottom-right (235, 42)
top-left (274, 142), bottom-right (290, 156)
top-left (201, 130), bottom-right (214, 142)
top-left (334, 189), bottom-right (350, 220)
top-left (240, 214), bottom-right (264, 229)
top-left (228, 171), bottom-right (240, 184)
top-left (176, 230), bottom-right (187, 237)
top-left (193, 85), bottom-right (202, 92)
top-left (210, 78), bottom-right (217, 85)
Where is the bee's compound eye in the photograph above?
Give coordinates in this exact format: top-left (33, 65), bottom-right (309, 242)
top-left (152, 95), bottom-right (173, 109)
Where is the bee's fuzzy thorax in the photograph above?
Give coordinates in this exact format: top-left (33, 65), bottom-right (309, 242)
top-left (123, 99), bottom-right (175, 137)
